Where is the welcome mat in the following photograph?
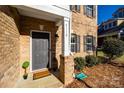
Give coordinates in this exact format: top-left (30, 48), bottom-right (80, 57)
top-left (33, 70), bottom-right (51, 80)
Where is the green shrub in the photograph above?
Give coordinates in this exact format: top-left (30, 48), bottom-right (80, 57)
top-left (85, 55), bottom-right (98, 67)
top-left (102, 38), bottom-right (124, 60)
top-left (97, 56), bottom-right (107, 64)
top-left (74, 57), bottom-right (86, 71)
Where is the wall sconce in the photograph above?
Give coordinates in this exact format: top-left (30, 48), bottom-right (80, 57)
top-left (55, 33), bottom-right (59, 41)
top-left (39, 25), bottom-right (44, 30)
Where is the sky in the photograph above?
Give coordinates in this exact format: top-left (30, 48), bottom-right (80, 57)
top-left (98, 5), bottom-right (124, 25)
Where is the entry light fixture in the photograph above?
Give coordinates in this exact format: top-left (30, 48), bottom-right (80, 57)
top-left (39, 25), bottom-right (44, 30)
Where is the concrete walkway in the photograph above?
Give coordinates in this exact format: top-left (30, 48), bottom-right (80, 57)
top-left (15, 73), bottom-right (63, 88)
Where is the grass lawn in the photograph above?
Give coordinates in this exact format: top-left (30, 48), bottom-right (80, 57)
top-left (97, 51), bottom-right (124, 63)
top-left (115, 55), bottom-right (124, 63)
top-left (97, 51), bottom-right (104, 57)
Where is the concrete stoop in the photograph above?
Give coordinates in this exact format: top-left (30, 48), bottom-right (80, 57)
top-left (15, 73), bottom-right (63, 88)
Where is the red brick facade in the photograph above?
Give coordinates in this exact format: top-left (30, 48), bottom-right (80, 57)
top-left (0, 6), bottom-right (20, 87)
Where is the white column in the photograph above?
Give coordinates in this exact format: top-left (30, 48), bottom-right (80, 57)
top-left (62, 17), bottom-right (71, 56)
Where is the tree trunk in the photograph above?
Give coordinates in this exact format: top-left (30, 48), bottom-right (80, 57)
top-left (24, 68), bottom-right (27, 74)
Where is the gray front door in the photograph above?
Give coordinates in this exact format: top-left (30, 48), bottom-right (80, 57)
top-left (32, 32), bottom-right (50, 71)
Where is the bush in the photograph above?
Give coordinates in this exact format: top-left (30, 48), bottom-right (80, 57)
top-left (74, 57), bottom-right (86, 71)
top-left (97, 56), bottom-right (107, 64)
top-left (85, 55), bottom-right (98, 67)
top-left (102, 38), bottom-right (124, 60)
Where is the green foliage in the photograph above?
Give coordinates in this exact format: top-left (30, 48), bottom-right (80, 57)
top-left (97, 56), bottom-right (107, 64)
top-left (102, 38), bottom-right (124, 59)
top-left (22, 61), bottom-right (29, 69)
top-left (85, 55), bottom-right (98, 67)
top-left (74, 57), bottom-right (86, 71)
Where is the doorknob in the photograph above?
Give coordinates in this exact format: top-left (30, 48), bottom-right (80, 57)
top-left (48, 48), bottom-right (52, 51)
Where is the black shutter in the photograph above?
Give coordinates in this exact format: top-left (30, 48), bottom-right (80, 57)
top-left (76, 35), bottom-right (80, 52)
top-left (93, 5), bottom-right (96, 18)
top-left (83, 5), bottom-right (87, 15)
top-left (70, 5), bottom-right (72, 11)
top-left (93, 36), bottom-right (96, 51)
top-left (83, 36), bottom-right (86, 52)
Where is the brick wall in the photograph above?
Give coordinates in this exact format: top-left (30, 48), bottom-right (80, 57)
top-left (59, 55), bottom-right (74, 85)
top-left (0, 6), bottom-right (20, 87)
top-left (71, 5), bottom-right (97, 57)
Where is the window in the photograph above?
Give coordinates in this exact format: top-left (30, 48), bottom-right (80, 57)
top-left (114, 14), bottom-right (118, 18)
top-left (119, 11), bottom-right (123, 18)
top-left (71, 34), bottom-right (80, 52)
top-left (104, 25), bottom-right (108, 30)
top-left (84, 35), bottom-right (96, 51)
top-left (109, 23), bottom-right (112, 28)
top-left (86, 36), bottom-right (93, 51)
top-left (84, 5), bottom-right (96, 18)
top-left (113, 21), bottom-right (117, 27)
top-left (70, 5), bottom-right (80, 12)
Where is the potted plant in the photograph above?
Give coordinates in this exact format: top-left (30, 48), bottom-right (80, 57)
top-left (22, 61), bottom-right (29, 79)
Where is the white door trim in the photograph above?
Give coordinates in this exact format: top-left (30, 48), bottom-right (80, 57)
top-left (30, 30), bottom-right (51, 72)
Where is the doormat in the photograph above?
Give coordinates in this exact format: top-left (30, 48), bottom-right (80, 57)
top-left (33, 70), bottom-right (51, 80)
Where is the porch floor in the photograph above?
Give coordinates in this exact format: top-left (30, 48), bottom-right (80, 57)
top-left (15, 72), bottom-right (63, 88)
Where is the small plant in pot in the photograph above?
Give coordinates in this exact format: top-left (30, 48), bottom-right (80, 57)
top-left (22, 61), bottom-right (29, 79)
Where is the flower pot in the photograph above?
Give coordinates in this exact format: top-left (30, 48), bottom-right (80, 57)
top-left (23, 74), bottom-right (28, 79)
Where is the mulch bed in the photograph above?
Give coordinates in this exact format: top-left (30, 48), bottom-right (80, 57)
top-left (65, 64), bottom-right (124, 88)
top-left (65, 79), bottom-right (88, 88)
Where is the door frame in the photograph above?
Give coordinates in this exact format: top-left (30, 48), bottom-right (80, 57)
top-left (30, 30), bottom-right (51, 72)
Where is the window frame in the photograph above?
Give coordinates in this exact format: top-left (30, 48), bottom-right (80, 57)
top-left (71, 34), bottom-right (77, 52)
top-left (70, 5), bottom-right (80, 13)
top-left (71, 34), bottom-right (80, 53)
top-left (113, 21), bottom-right (117, 27)
top-left (84, 5), bottom-right (95, 18)
top-left (85, 35), bottom-right (93, 51)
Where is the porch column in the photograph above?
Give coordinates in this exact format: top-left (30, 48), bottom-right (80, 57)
top-left (62, 17), bottom-right (71, 56)
top-left (59, 17), bottom-right (74, 85)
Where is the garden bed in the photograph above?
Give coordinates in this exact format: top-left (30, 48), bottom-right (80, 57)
top-left (65, 64), bottom-right (124, 88)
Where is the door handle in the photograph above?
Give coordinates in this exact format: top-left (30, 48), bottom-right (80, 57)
top-left (48, 48), bottom-right (52, 51)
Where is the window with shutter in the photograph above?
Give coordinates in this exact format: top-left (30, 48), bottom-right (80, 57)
top-left (71, 34), bottom-right (80, 53)
top-left (84, 5), bottom-right (96, 18)
top-left (84, 35), bottom-right (96, 52)
top-left (70, 5), bottom-right (80, 12)
top-left (71, 34), bottom-right (77, 52)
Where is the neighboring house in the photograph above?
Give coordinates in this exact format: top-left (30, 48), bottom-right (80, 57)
top-left (98, 7), bottom-right (124, 47)
top-left (0, 5), bottom-right (97, 87)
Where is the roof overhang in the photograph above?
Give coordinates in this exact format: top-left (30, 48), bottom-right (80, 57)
top-left (12, 5), bottom-right (67, 22)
